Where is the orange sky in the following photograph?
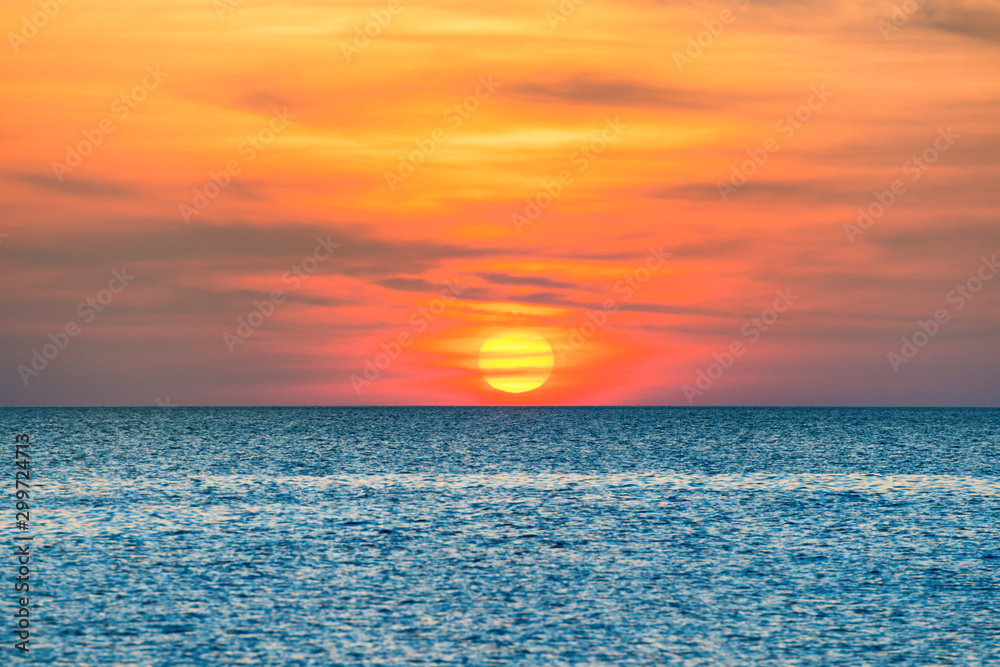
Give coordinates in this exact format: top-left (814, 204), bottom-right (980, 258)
top-left (2, 0), bottom-right (999, 405)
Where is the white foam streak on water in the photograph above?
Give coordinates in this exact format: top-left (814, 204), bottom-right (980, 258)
top-left (46, 471), bottom-right (1000, 495)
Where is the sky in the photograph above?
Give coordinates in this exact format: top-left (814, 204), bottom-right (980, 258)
top-left (1, 0), bottom-right (998, 406)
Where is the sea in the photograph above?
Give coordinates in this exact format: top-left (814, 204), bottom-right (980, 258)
top-left (3, 407), bottom-right (999, 666)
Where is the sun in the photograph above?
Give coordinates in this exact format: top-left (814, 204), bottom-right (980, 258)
top-left (478, 330), bottom-right (554, 393)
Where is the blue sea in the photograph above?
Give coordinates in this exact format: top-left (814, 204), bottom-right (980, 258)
top-left (4, 407), bottom-right (999, 666)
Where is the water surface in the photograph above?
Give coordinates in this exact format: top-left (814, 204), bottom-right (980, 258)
top-left (5, 407), bottom-right (999, 665)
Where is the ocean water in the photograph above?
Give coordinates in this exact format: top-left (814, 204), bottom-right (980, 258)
top-left (3, 407), bottom-right (999, 666)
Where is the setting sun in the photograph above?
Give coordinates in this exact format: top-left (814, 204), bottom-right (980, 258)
top-left (478, 331), bottom-right (555, 393)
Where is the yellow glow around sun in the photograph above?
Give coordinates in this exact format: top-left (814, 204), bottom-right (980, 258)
top-left (478, 330), bottom-right (554, 393)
